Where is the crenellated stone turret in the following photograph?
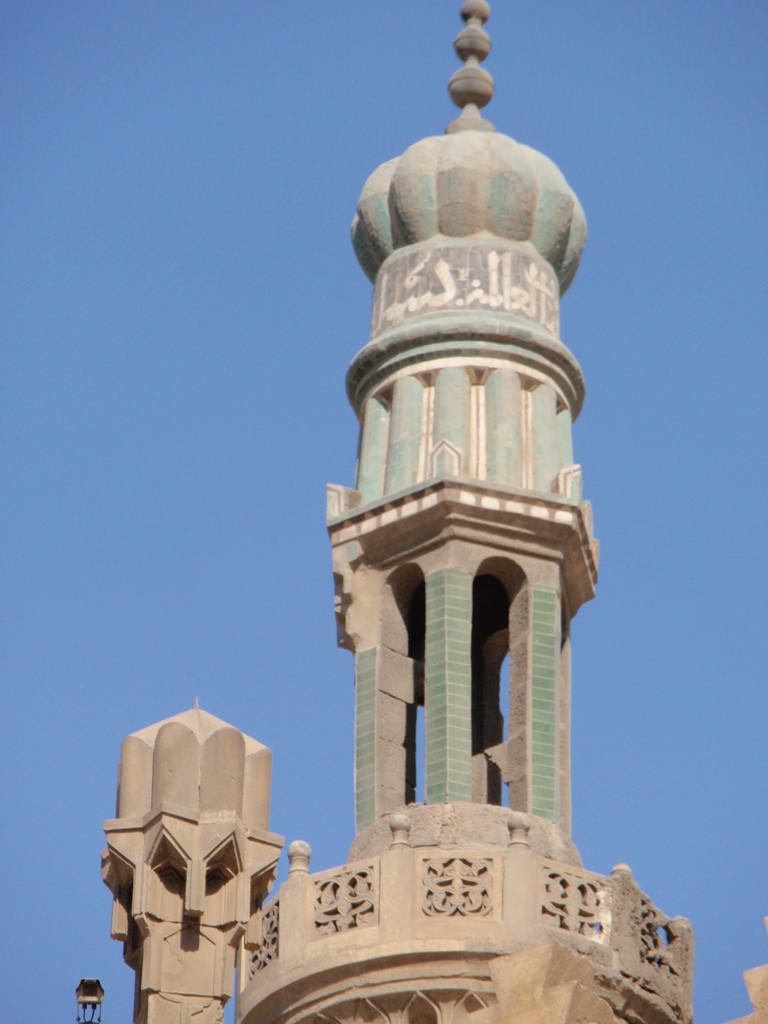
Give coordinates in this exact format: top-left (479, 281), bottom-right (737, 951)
top-left (102, 706), bottom-right (284, 1024)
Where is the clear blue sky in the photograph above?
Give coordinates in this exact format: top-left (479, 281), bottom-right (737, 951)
top-left (2, 4), bottom-right (766, 1022)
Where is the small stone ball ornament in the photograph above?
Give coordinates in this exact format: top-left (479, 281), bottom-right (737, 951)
top-left (449, 0), bottom-right (494, 117)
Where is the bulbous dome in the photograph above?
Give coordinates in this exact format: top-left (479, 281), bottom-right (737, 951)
top-left (352, 129), bottom-right (586, 296)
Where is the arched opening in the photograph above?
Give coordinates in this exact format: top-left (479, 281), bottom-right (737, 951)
top-left (404, 579), bottom-right (425, 804)
top-left (471, 575), bottom-right (509, 804)
top-left (385, 565), bottom-right (426, 806)
top-left (204, 837), bottom-right (239, 921)
top-left (471, 559), bottom-right (526, 806)
top-left (148, 833), bottom-right (187, 921)
top-left (407, 994), bottom-right (439, 1024)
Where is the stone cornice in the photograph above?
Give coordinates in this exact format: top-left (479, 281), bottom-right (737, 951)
top-left (328, 477), bottom-right (597, 616)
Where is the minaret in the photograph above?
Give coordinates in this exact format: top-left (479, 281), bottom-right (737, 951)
top-left (329, 0), bottom-right (594, 858)
top-left (102, 706), bottom-right (283, 1024)
top-left (237, 6), bottom-right (694, 1024)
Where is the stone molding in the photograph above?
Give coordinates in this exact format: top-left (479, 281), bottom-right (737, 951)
top-left (345, 315), bottom-right (585, 422)
top-left (328, 478), bottom-right (597, 619)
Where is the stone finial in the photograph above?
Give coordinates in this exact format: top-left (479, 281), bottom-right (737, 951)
top-left (388, 813), bottom-right (412, 848)
top-left (611, 862), bottom-right (633, 878)
top-left (507, 811), bottom-right (532, 846)
top-left (102, 707), bottom-right (284, 1024)
top-left (288, 840), bottom-right (312, 874)
top-left (447, 1), bottom-right (495, 134)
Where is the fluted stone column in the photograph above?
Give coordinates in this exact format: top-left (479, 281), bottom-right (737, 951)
top-left (385, 375), bottom-right (423, 492)
top-left (356, 395), bottom-right (389, 502)
top-left (433, 367), bottom-right (470, 474)
top-left (485, 368), bottom-right (523, 486)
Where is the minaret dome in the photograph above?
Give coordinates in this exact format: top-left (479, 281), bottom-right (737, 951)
top-left (352, 1), bottom-right (586, 297)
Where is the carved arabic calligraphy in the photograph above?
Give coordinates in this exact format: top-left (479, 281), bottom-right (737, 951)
top-left (371, 246), bottom-right (560, 337)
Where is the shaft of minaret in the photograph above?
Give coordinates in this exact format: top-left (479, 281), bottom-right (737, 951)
top-left (328, 0), bottom-right (597, 857)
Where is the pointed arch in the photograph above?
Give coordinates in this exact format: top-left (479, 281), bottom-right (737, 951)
top-left (148, 831), bottom-right (188, 923)
top-left (384, 564), bottom-right (426, 805)
top-left (406, 993), bottom-right (439, 1024)
top-left (471, 558), bottom-right (526, 805)
top-left (204, 834), bottom-right (241, 925)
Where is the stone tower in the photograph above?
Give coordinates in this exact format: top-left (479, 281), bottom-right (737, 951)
top-left (237, 4), bottom-right (694, 1024)
top-left (330, 0), bottom-right (593, 851)
top-left (102, 706), bottom-right (284, 1024)
top-left (107, 5), bottom-right (696, 1024)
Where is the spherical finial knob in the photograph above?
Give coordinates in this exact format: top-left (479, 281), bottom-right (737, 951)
top-left (447, 0), bottom-right (495, 134)
top-left (507, 811), bottom-right (532, 846)
top-left (388, 813), bottom-right (412, 847)
top-left (455, 22), bottom-right (491, 64)
top-left (448, 64), bottom-right (494, 111)
top-left (287, 840), bottom-right (312, 874)
top-left (460, 0), bottom-right (491, 23)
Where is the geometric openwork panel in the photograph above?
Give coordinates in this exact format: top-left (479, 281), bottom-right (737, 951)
top-left (314, 866), bottom-right (377, 936)
top-left (541, 863), bottom-right (608, 942)
top-left (249, 900), bottom-right (280, 977)
top-left (639, 896), bottom-right (677, 976)
top-left (421, 858), bottom-right (493, 917)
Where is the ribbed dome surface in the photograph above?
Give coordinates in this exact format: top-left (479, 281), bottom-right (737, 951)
top-left (352, 129), bottom-right (586, 295)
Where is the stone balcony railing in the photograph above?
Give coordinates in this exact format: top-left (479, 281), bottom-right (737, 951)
top-left (238, 815), bottom-right (693, 1024)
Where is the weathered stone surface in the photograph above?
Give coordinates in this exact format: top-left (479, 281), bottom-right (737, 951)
top-left (349, 804), bottom-right (581, 865)
top-left (481, 944), bottom-right (616, 1023)
top-left (726, 921), bottom-right (768, 1024)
